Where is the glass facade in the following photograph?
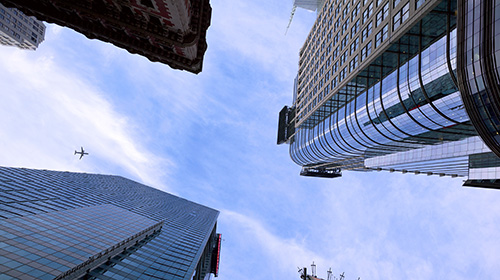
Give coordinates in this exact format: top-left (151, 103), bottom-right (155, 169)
top-left (0, 167), bottom-right (220, 280)
top-left (279, 0), bottom-right (500, 183)
top-left (456, 0), bottom-right (500, 157)
top-left (291, 28), bottom-right (478, 166)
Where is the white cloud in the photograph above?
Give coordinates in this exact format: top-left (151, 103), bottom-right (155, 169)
top-left (0, 46), bottom-right (170, 190)
top-left (207, 0), bottom-right (316, 83)
top-left (218, 209), bottom-right (328, 280)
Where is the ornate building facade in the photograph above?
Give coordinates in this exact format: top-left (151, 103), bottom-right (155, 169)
top-left (0, 0), bottom-right (212, 73)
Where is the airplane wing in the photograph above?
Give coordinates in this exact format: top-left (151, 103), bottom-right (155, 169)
top-left (79, 153), bottom-right (84, 160)
top-left (81, 147), bottom-right (85, 153)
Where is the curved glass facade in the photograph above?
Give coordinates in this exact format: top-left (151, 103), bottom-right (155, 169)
top-left (281, 0), bottom-right (500, 183)
top-left (457, 0), bottom-right (500, 157)
top-left (291, 29), bottom-right (478, 168)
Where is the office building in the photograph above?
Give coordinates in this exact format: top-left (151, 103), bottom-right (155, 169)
top-left (0, 0), bottom-right (212, 73)
top-left (278, 0), bottom-right (500, 188)
top-left (0, 166), bottom-right (221, 279)
top-left (0, 3), bottom-right (45, 50)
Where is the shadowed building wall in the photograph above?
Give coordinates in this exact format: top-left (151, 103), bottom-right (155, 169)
top-left (0, 0), bottom-right (211, 73)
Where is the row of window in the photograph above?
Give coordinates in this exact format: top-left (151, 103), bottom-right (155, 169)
top-left (297, 0), bottom-right (421, 120)
top-left (298, 0), bottom-right (384, 115)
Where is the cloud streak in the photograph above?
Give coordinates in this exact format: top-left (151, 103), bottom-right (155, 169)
top-left (0, 37), bottom-right (169, 190)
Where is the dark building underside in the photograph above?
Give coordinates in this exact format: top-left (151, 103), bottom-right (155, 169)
top-left (0, 0), bottom-right (212, 73)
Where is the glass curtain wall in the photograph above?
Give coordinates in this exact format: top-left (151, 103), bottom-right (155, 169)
top-left (457, 0), bottom-right (500, 157)
top-left (291, 29), bottom-right (477, 168)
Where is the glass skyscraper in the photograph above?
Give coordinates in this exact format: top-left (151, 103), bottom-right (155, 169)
top-left (278, 0), bottom-right (500, 188)
top-left (0, 166), bottom-right (221, 280)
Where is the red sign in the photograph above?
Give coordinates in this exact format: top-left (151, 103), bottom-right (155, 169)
top-left (214, 233), bottom-right (221, 276)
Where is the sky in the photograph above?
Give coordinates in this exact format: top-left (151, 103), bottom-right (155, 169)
top-left (1, 0), bottom-right (500, 279)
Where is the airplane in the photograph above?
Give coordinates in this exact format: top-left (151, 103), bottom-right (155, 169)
top-left (74, 147), bottom-right (89, 160)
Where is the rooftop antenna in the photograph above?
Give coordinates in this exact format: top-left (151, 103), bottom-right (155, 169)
top-left (299, 267), bottom-right (307, 280)
top-left (298, 263), bottom-right (359, 280)
top-left (311, 261), bottom-right (317, 277)
top-left (327, 267), bottom-right (333, 280)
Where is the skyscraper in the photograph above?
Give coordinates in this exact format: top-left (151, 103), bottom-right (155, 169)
top-left (0, 0), bottom-right (212, 73)
top-left (0, 3), bottom-right (45, 50)
top-left (278, 0), bottom-right (500, 188)
top-left (0, 166), bottom-right (221, 280)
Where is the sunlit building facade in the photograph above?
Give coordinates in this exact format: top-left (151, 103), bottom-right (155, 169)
top-left (278, 0), bottom-right (500, 188)
top-left (0, 3), bottom-right (44, 50)
top-left (0, 167), bottom-right (221, 279)
top-left (0, 0), bottom-right (212, 73)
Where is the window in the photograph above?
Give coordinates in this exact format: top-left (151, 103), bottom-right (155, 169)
top-left (349, 55), bottom-right (359, 72)
top-left (342, 3), bottom-right (350, 20)
top-left (375, 24), bottom-right (388, 47)
top-left (340, 52), bottom-right (348, 65)
top-left (393, 11), bottom-right (401, 30)
top-left (339, 67), bottom-right (347, 82)
top-left (376, 2), bottom-right (389, 26)
top-left (361, 22), bottom-right (373, 42)
top-left (332, 61), bottom-right (339, 73)
top-left (351, 20), bottom-right (360, 37)
top-left (376, 0), bottom-right (384, 6)
top-left (350, 37), bottom-right (360, 55)
top-left (393, 2), bottom-right (409, 31)
top-left (361, 41), bottom-right (372, 61)
top-left (393, 0), bottom-right (402, 8)
top-left (331, 76), bottom-right (338, 90)
top-left (362, 3), bottom-right (373, 23)
top-left (341, 37), bottom-right (348, 50)
top-left (401, 3), bottom-right (410, 22)
top-left (352, 3), bottom-right (360, 18)
top-left (342, 19), bottom-right (350, 35)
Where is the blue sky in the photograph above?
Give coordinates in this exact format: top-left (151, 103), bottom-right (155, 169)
top-left (1, 1), bottom-right (500, 279)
